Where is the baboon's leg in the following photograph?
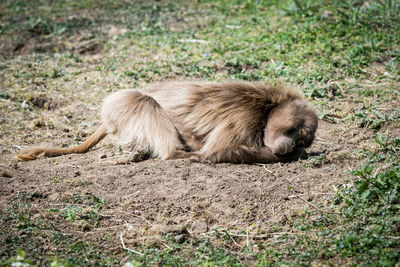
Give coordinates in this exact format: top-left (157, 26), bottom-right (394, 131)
top-left (102, 90), bottom-right (188, 159)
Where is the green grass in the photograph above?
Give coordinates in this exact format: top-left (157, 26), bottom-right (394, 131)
top-left (1, 0), bottom-right (400, 265)
top-left (0, 191), bottom-right (118, 266)
top-left (351, 106), bottom-right (399, 130)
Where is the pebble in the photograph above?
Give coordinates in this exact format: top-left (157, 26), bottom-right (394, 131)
top-left (174, 234), bottom-right (185, 244)
top-left (191, 221), bottom-right (208, 234)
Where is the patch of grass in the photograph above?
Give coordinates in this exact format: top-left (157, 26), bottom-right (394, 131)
top-left (24, 17), bottom-right (67, 36)
top-left (349, 106), bottom-right (400, 130)
top-left (302, 152), bottom-right (327, 167)
top-left (0, 188), bottom-right (114, 265)
top-left (0, 193), bottom-right (118, 266)
top-left (2, 0), bottom-right (399, 97)
top-left (59, 194), bottom-right (105, 226)
top-left (327, 138), bottom-right (400, 264)
top-left (126, 239), bottom-right (240, 266)
top-left (60, 206), bottom-right (81, 222)
top-left (1, 242), bottom-right (120, 266)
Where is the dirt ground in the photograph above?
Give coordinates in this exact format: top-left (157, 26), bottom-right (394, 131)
top-left (1, 1), bottom-right (399, 263)
top-left (1, 108), bottom-right (387, 259)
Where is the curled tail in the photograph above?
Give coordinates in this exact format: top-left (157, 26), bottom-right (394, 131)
top-left (16, 125), bottom-right (107, 161)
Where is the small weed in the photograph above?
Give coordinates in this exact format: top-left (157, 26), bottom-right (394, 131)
top-left (51, 67), bottom-right (66, 78)
top-left (61, 206), bottom-right (81, 222)
top-left (303, 153), bottom-right (326, 167)
top-left (72, 193), bottom-right (82, 204)
top-left (350, 106), bottom-right (399, 130)
top-left (92, 195), bottom-right (105, 209)
top-left (0, 92), bottom-right (10, 99)
top-left (25, 18), bottom-right (67, 36)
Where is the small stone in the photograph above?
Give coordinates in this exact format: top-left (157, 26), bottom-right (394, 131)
top-left (21, 100), bottom-right (29, 109)
top-left (115, 157), bottom-right (128, 164)
top-left (81, 207), bottom-right (93, 214)
top-left (48, 193), bottom-right (60, 201)
top-left (191, 221), bottom-right (208, 234)
top-left (174, 234), bottom-right (185, 244)
top-left (115, 151), bottom-right (149, 164)
top-left (127, 150), bottom-right (149, 162)
top-left (99, 154), bottom-right (107, 159)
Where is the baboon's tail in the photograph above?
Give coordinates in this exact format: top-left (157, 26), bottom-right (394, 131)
top-left (16, 124), bottom-right (108, 161)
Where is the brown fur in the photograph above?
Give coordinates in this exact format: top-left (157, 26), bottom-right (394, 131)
top-left (16, 81), bottom-right (318, 164)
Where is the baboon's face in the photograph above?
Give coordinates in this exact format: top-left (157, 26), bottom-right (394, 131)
top-left (264, 99), bottom-right (318, 155)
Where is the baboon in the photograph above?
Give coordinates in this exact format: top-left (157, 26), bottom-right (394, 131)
top-left (17, 81), bottom-right (318, 164)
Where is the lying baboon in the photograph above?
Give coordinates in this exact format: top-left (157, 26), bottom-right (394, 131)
top-left (17, 81), bottom-right (318, 164)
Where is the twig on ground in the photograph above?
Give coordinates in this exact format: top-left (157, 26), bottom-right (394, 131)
top-left (256, 164), bottom-right (277, 177)
top-left (93, 179), bottom-right (104, 190)
top-left (93, 225), bottom-right (124, 231)
top-left (226, 25), bottom-right (242, 29)
top-left (120, 231), bottom-right (144, 255)
top-left (232, 43), bottom-right (270, 54)
top-left (120, 222), bottom-right (144, 255)
top-left (226, 231), bottom-right (295, 239)
top-left (360, 68), bottom-right (376, 76)
top-left (50, 203), bottom-right (85, 206)
top-left (373, 233), bottom-right (400, 240)
top-left (224, 230), bottom-right (243, 248)
top-left (133, 215), bottom-right (154, 226)
top-left (178, 39), bottom-right (209, 44)
top-left (373, 164), bottom-right (391, 177)
top-left (310, 18), bottom-right (323, 29)
top-left (161, 243), bottom-right (173, 250)
top-left (330, 81), bottom-right (344, 92)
